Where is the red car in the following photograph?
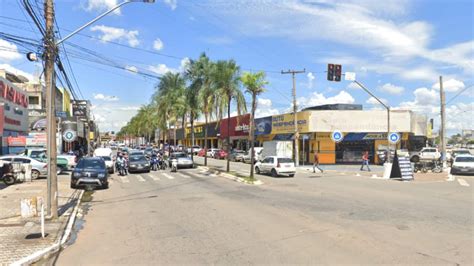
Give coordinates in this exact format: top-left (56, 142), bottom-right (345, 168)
top-left (197, 149), bottom-right (206, 157)
top-left (213, 149), bottom-right (228, 160)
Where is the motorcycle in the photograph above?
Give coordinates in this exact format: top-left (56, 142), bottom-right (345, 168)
top-left (170, 159), bottom-right (178, 172)
top-left (0, 163), bottom-right (16, 186)
top-left (150, 157), bottom-right (158, 171)
top-left (116, 161), bottom-right (127, 176)
top-left (414, 159), bottom-right (443, 173)
top-left (158, 158), bottom-right (167, 170)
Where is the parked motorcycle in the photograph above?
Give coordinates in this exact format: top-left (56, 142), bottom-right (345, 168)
top-left (0, 163), bottom-right (16, 186)
top-left (414, 159), bottom-right (443, 173)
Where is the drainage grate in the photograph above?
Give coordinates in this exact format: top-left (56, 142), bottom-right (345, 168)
top-left (25, 233), bottom-right (49, 239)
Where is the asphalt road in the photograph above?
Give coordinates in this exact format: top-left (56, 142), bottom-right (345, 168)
top-left (54, 157), bottom-right (473, 265)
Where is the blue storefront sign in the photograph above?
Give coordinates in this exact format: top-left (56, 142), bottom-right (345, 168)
top-left (254, 116), bottom-right (272, 135)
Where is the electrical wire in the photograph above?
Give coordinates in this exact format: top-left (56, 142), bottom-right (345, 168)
top-left (446, 83), bottom-right (474, 105)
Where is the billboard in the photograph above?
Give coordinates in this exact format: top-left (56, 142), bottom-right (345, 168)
top-left (254, 116), bottom-right (272, 135)
top-left (0, 78), bottom-right (29, 134)
top-left (271, 111), bottom-right (311, 134)
top-left (220, 114), bottom-right (250, 138)
top-left (72, 100), bottom-right (90, 118)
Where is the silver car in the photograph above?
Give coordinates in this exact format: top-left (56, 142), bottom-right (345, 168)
top-left (0, 155), bottom-right (48, 179)
top-left (169, 152), bottom-right (194, 169)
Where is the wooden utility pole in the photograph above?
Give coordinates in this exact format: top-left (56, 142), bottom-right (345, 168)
top-left (439, 76), bottom-right (446, 166)
top-left (44, 0), bottom-right (58, 218)
top-left (281, 69), bottom-right (305, 166)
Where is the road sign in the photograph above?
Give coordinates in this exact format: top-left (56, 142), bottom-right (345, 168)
top-left (345, 72), bottom-right (356, 81)
top-left (388, 132), bottom-right (400, 144)
top-left (63, 130), bottom-right (77, 143)
top-left (56, 111), bottom-right (67, 118)
top-left (331, 130), bottom-right (344, 143)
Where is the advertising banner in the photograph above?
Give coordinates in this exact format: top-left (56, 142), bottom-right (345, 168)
top-left (271, 111), bottom-right (311, 134)
top-left (26, 133), bottom-right (47, 147)
top-left (0, 78), bottom-right (29, 133)
top-left (71, 100), bottom-right (90, 118)
top-left (7, 136), bottom-right (26, 146)
top-left (254, 116), bottom-right (272, 135)
top-left (220, 114), bottom-right (250, 138)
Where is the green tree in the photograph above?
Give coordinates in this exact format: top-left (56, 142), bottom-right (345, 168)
top-left (241, 71), bottom-right (268, 180)
top-left (213, 59), bottom-right (247, 172)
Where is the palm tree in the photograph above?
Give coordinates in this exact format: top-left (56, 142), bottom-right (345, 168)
top-left (198, 59), bottom-right (217, 166)
top-left (241, 71), bottom-right (268, 180)
top-left (213, 59), bottom-right (247, 172)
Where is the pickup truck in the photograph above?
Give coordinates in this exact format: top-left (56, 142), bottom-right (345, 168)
top-left (410, 147), bottom-right (441, 162)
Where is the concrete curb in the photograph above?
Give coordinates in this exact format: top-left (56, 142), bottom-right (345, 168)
top-left (197, 166), bottom-right (263, 185)
top-left (11, 189), bottom-right (84, 266)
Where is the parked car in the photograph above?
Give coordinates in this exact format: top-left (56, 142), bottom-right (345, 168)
top-left (59, 154), bottom-right (77, 170)
top-left (197, 149), bottom-right (206, 157)
top-left (243, 147), bottom-right (264, 164)
top-left (71, 157), bottom-right (109, 189)
top-left (93, 147), bottom-right (113, 157)
top-left (450, 155), bottom-right (474, 175)
top-left (144, 147), bottom-right (154, 158)
top-left (228, 150), bottom-right (246, 162)
top-left (447, 149), bottom-right (471, 166)
top-left (410, 147), bottom-right (441, 162)
top-left (186, 145), bottom-right (202, 155)
top-left (213, 149), bottom-right (228, 160)
top-left (254, 156), bottom-right (296, 177)
top-left (23, 148), bottom-right (70, 172)
top-left (128, 154), bottom-right (150, 173)
top-left (206, 148), bottom-right (220, 158)
top-left (0, 155), bottom-right (48, 179)
top-left (99, 156), bottom-right (115, 174)
top-left (169, 152), bottom-right (194, 168)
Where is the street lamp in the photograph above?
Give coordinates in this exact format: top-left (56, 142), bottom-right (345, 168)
top-left (42, 0), bottom-right (154, 218)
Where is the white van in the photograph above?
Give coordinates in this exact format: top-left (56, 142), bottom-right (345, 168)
top-left (243, 147), bottom-right (264, 164)
top-left (93, 147), bottom-right (113, 158)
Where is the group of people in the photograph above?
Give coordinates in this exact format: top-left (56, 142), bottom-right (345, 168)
top-left (312, 150), bottom-right (371, 173)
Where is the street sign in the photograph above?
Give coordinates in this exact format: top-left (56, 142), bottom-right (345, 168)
top-left (63, 130), bottom-right (77, 143)
top-left (331, 130), bottom-right (344, 143)
top-left (345, 72), bottom-right (356, 81)
top-left (388, 132), bottom-right (401, 144)
top-left (56, 111), bottom-right (67, 118)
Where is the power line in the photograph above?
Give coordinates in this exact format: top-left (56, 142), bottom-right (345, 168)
top-left (446, 83), bottom-right (474, 105)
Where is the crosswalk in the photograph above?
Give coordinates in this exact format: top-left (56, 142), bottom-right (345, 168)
top-left (110, 169), bottom-right (212, 184)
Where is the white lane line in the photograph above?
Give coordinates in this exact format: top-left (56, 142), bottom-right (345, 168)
top-left (119, 176), bottom-right (129, 183)
top-left (178, 173), bottom-right (190, 178)
top-left (148, 174), bottom-right (160, 181)
top-left (163, 173), bottom-right (175, 179)
top-left (136, 175), bottom-right (146, 182)
top-left (457, 178), bottom-right (470, 187)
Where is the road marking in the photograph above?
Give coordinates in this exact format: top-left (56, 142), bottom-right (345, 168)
top-left (457, 178), bottom-right (470, 187)
top-left (148, 174), bottom-right (160, 181)
top-left (135, 175), bottom-right (146, 182)
top-left (163, 173), bottom-right (175, 179)
top-left (119, 176), bottom-right (129, 183)
top-left (178, 173), bottom-right (190, 178)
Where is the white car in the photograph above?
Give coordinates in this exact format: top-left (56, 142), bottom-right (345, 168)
top-left (0, 155), bottom-right (48, 179)
top-left (59, 154), bottom-right (77, 170)
top-left (243, 147), bottom-right (264, 164)
top-left (450, 155), bottom-right (474, 175)
top-left (98, 156), bottom-right (115, 174)
top-left (206, 148), bottom-right (220, 157)
top-left (254, 156), bottom-right (296, 177)
top-left (186, 145), bottom-right (202, 155)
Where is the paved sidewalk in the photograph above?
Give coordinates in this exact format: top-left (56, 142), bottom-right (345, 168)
top-left (297, 164), bottom-right (384, 174)
top-left (0, 174), bottom-right (80, 265)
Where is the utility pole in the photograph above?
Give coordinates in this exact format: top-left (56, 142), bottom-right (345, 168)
top-left (44, 0), bottom-right (58, 218)
top-left (439, 76), bottom-right (446, 167)
top-left (281, 69), bottom-right (305, 166)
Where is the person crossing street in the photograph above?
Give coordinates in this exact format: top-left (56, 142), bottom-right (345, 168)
top-left (360, 151), bottom-right (371, 171)
top-left (313, 151), bottom-right (323, 173)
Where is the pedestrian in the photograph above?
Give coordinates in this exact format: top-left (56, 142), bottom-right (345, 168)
top-left (313, 151), bottom-right (323, 173)
top-left (360, 151), bottom-right (371, 171)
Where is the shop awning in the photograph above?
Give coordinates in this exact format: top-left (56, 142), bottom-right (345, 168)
top-left (273, 134), bottom-right (294, 141)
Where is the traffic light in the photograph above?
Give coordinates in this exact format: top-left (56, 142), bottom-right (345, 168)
top-left (327, 64), bottom-right (334, 81)
top-left (335, 64), bottom-right (342, 82)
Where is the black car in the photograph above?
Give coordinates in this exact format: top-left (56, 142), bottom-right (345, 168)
top-left (71, 158), bottom-right (109, 189)
top-left (128, 155), bottom-right (151, 173)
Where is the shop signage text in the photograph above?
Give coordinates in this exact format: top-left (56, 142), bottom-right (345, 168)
top-left (271, 112), bottom-right (310, 134)
top-left (0, 80), bottom-right (29, 108)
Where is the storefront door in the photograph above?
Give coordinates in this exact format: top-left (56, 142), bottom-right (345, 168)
top-left (336, 140), bottom-right (374, 164)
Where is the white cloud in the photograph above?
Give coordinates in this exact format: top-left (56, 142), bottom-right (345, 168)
top-left (366, 96), bottom-right (388, 105)
top-left (297, 90), bottom-right (355, 109)
top-left (125, 65), bottom-right (138, 73)
top-left (306, 72), bottom-right (315, 89)
top-left (91, 103), bottom-right (140, 131)
top-left (255, 98), bottom-right (280, 118)
top-left (84, 0), bottom-right (121, 15)
top-left (379, 83), bottom-right (404, 95)
top-left (119, 106), bottom-right (140, 111)
top-left (398, 66), bottom-right (438, 81)
top-left (153, 38), bottom-right (164, 51)
top-left (0, 64), bottom-right (34, 81)
top-left (179, 57), bottom-right (190, 72)
top-left (93, 93), bottom-right (119, 101)
top-left (148, 64), bottom-right (175, 75)
top-left (445, 103), bottom-right (474, 130)
top-left (90, 25), bottom-right (140, 47)
top-left (346, 82), bottom-right (360, 90)
top-left (431, 78), bottom-right (465, 92)
top-left (0, 40), bottom-right (22, 62)
top-left (163, 0), bottom-right (177, 10)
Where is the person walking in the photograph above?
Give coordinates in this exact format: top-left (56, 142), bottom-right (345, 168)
top-left (313, 151), bottom-right (323, 173)
top-left (360, 151), bottom-right (371, 171)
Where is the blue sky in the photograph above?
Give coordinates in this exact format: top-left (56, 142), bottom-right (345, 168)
top-left (0, 0), bottom-right (473, 135)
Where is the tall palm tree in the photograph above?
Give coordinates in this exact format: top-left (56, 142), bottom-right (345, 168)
top-left (241, 71), bottom-right (268, 179)
top-left (213, 59), bottom-right (247, 172)
top-left (198, 59), bottom-right (217, 166)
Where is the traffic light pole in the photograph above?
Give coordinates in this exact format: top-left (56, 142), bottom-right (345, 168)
top-left (281, 69), bottom-right (305, 166)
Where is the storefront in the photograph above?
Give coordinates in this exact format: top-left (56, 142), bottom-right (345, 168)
top-left (0, 77), bottom-right (29, 155)
top-left (220, 114), bottom-right (250, 150)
